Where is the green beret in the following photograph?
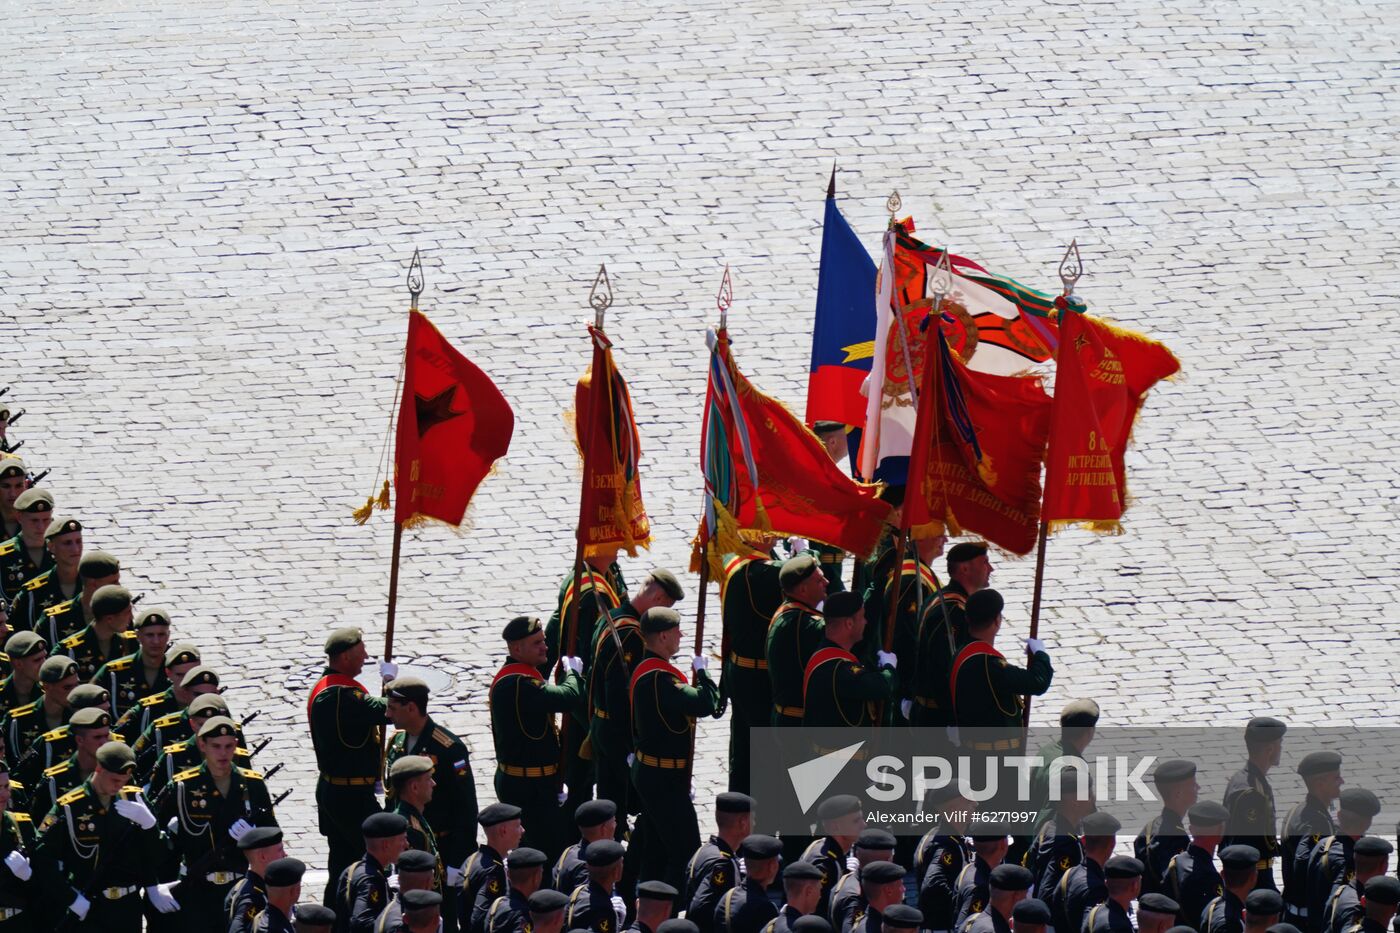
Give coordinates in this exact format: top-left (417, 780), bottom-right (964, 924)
top-left (69, 707), bottom-right (112, 730)
top-left (164, 643), bottom-right (201, 668)
top-left (1152, 759), bottom-right (1197, 786)
top-left (95, 741), bottom-right (136, 773)
top-left (815, 794), bottom-right (862, 821)
top-left (854, 828), bottom-right (896, 851)
top-left (386, 676), bottom-right (430, 704)
top-left (180, 665), bottom-right (219, 689)
top-left (44, 517), bottom-right (81, 540)
top-left (1339, 788), bottom-right (1381, 818)
top-left (502, 616), bottom-right (542, 642)
top-left (1013, 900), bottom-right (1052, 925)
top-left (1060, 699), bottom-right (1101, 727)
top-left (1246, 890), bottom-right (1284, 916)
top-left (1138, 894), bottom-right (1180, 916)
top-left (136, 606), bottom-right (172, 629)
top-left (67, 684), bottom-right (108, 709)
top-left (187, 693), bottom-right (229, 718)
top-left (782, 861), bottom-right (824, 881)
top-left (292, 902), bottom-right (336, 925)
top-left (585, 839), bottom-right (626, 866)
top-left (361, 812), bottom-right (408, 839)
top-left (946, 541), bottom-right (987, 570)
top-left (1356, 836), bottom-right (1394, 857)
top-left (13, 488), bottom-right (53, 513)
top-left (1187, 801), bottom-right (1230, 825)
top-left (640, 607), bottom-right (681, 634)
top-left (197, 715), bottom-right (239, 740)
top-left (237, 826), bottom-right (283, 851)
top-left (738, 834), bottom-right (782, 859)
top-left (989, 864), bottom-right (1034, 891)
top-left (646, 568), bottom-right (685, 601)
top-left (528, 890), bottom-right (570, 914)
top-left (324, 627), bottom-right (363, 656)
top-left (264, 857), bottom-right (306, 887)
top-left (965, 589), bottom-right (1004, 628)
top-left (637, 881), bottom-right (679, 901)
top-left (882, 905), bottom-right (923, 930)
top-left (859, 860), bottom-right (903, 884)
top-left (1219, 845), bottom-right (1261, 869)
top-left (3, 631), bottom-right (45, 658)
top-left (1104, 856), bottom-right (1144, 879)
top-left (0, 458), bottom-right (25, 479)
top-left (78, 550), bottom-right (120, 580)
top-left (823, 591), bottom-right (863, 620)
top-left (39, 655), bottom-right (77, 683)
top-left (401, 890), bottom-right (443, 911)
top-left (575, 799), bottom-right (617, 828)
top-left (1297, 751), bottom-right (1342, 777)
top-left (778, 554), bottom-right (819, 590)
top-left (389, 754), bottom-right (434, 783)
top-left (478, 803), bottom-right (522, 827)
top-left (716, 792), bottom-right (754, 813)
top-left (90, 585), bottom-right (133, 618)
top-left (508, 847), bottom-right (548, 869)
top-left (398, 849), bottom-right (437, 873)
top-left (1080, 811), bottom-right (1122, 835)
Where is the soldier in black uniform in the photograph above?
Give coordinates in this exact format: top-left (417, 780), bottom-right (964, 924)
top-left (628, 881), bottom-right (678, 933)
top-left (831, 829), bottom-right (896, 933)
top-left (110, 642), bottom-right (201, 745)
top-left (308, 627), bottom-right (392, 906)
top-left (1138, 894), bottom-right (1185, 933)
top-left (90, 605), bottom-right (173, 720)
top-left (1082, 857), bottom-right (1145, 933)
top-left (5, 654), bottom-right (77, 762)
top-left (0, 757), bottom-right (38, 931)
top-left (1025, 766), bottom-right (1095, 899)
top-left (954, 835), bottom-right (1008, 932)
top-left (961, 864), bottom-right (1033, 933)
top-left (334, 812), bottom-right (409, 933)
top-left (909, 541), bottom-right (990, 729)
top-left (253, 856), bottom-right (304, 933)
top-left (1321, 837), bottom-right (1391, 933)
top-left (764, 862), bottom-right (826, 933)
top-left (801, 591), bottom-right (895, 733)
top-left (1243, 889), bottom-right (1285, 933)
top-left (718, 537), bottom-right (783, 793)
top-left (716, 835), bottom-right (781, 933)
top-left (33, 549), bottom-right (121, 649)
top-left (0, 489), bottom-right (54, 605)
top-left (1345, 878), bottom-right (1400, 933)
top-left (528, 889), bottom-right (571, 933)
top-left (1164, 801), bottom-right (1230, 929)
top-left (384, 675), bottom-right (479, 870)
top-left (1135, 760), bottom-right (1201, 897)
top-left (485, 847), bottom-right (548, 933)
top-left (1224, 718), bottom-right (1287, 893)
top-left (8, 516), bottom-right (83, 633)
top-left (801, 795), bottom-right (866, 921)
top-left (553, 799), bottom-right (617, 894)
top-left (373, 850), bottom-right (439, 932)
top-left (1306, 790), bottom-right (1383, 930)
top-left (0, 631), bottom-right (45, 712)
top-left (882, 905), bottom-right (924, 933)
top-left (564, 838), bottom-right (627, 933)
top-left (225, 825), bottom-right (285, 933)
top-left (1051, 811), bottom-right (1120, 933)
top-left (628, 607), bottom-right (720, 893)
top-left (918, 798), bottom-right (975, 933)
top-left (685, 792), bottom-right (753, 933)
top-left (1282, 752), bottom-right (1344, 928)
top-left (1203, 845), bottom-right (1263, 933)
top-left (1010, 899), bottom-right (1050, 933)
top-left (465, 804), bottom-right (524, 933)
top-left (490, 616), bottom-right (583, 861)
top-left (848, 860), bottom-right (905, 933)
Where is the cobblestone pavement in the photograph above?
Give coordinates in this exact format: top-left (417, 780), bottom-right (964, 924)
top-left (2, 0), bottom-right (1397, 877)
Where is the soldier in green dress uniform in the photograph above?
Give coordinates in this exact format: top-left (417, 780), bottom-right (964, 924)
top-left (948, 590), bottom-right (1052, 752)
top-left (0, 489), bottom-right (54, 605)
top-left (91, 605), bottom-right (173, 720)
top-left (389, 754), bottom-right (458, 931)
top-left (909, 542), bottom-right (991, 729)
top-left (765, 555), bottom-right (827, 728)
top-left (4, 655), bottom-right (77, 763)
top-left (8, 516), bottom-right (83, 633)
top-left (1134, 760), bottom-right (1200, 898)
top-left (110, 642), bottom-right (201, 744)
top-left (58, 584), bottom-right (137, 682)
top-left (0, 632), bottom-right (45, 712)
top-left (37, 550), bottom-right (121, 648)
top-left (801, 592), bottom-right (895, 732)
top-left (131, 666), bottom-right (223, 779)
top-left (0, 458), bottom-right (27, 543)
top-left (717, 536), bottom-right (783, 794)
top-left (25, 706), bottom-right (110, 822)
top-left (0, 757), bottom-right (38, 932)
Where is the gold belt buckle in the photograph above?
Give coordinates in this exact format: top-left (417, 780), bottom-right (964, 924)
top-left (104, 886), bottom-right (124, 900)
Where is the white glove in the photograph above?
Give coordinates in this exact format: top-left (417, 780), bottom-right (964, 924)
top-left (611, 894), bottom-right (627, 929)
top-left (738, 857), bottom-right (747, 875)
top-left (69, 893), bottom-right (91, 919)
top-left (900, 699), bottom-right (913, 720)
top-left (146, 883), bottom-right (181, 913)
top-left (846, 853), bottom-right (859, 872)
top-left (627, 754), bottom-right (636, 767)
top-left (787, 537), bottom-right (810, 556)
top-left (689, 782), bottom-right (696, 802)
top-left (565, 656), bottom-right (584, 674)
top-left (374, 780), bottom-right (384, 796)
top-left (558, 783), bottom-right (569, 805)
top-left (1026, 638), bottom-right (1046, 655)
top-left (228, 818), bottom-right (253, 841)
top-left (3, 850), bottom-right (31, 881)
top-left (388, 870), bottom-right (401, 892)
top-left (446, 865), bottom-right (465, 887)
top-left (379, 660), bottom-right (400, 680)
top-left (115, 798), bottom-right (157, 830)
top-left (877, 650), bottom-right (898, 670)
top-left (691, 655), bottom-right (708, 672)
top-left (166, 816), bottom-right (179, 835)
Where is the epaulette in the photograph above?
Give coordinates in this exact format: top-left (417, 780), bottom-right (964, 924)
top-left (235, 746), bottom-right (251, 756)
top-left (22, 573), bottom-right (49, 591)
top-left (120, 786), bottom-right (142, 796)
top-left (0, 541), bottom-right (17, 556)
top-left (44, 603), bottom-right (69, 617)
top-left (173, 767), bottom-right (202, 782)
top-left (56, 787), bottom-right (85, 806)
top-left (163, 740), bottom-right (190, 754)
top-left (40, 726), bottom-right (69, 742)
top-left (0, 652), bottom-right (7, 664)
top-left (139, 693), bottom-right (168, 708)
top-left (239, 767), bottom-right (265, 780)
top-left (105, 656), bottom-right (135, 672)
top-left (59, 633), bottom-right (83, 649)
top-left (43, 761), bottom-right (70, 778)
top-left (431, 727), bottom-right (453, 746)
top-left (9, 780), bottom-right (24, 792)
top-left (9, 812), bottom-right (29, 823)
top-left (8, 701), bottom-right (37, 718)
top-left (153, 712), bottom-right (183, 728)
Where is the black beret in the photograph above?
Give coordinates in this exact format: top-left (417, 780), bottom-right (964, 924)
top-left (823, 591), bottom-right (864, 620)
top-left (584, 839), bottom-right (626, 867)
top-left (576, 799), bottom-right (618, 827)
top-left (164, 643), bottom-right (201, 667)
top-left (717, 792), bottom-right (755, 814)
top-left (361, 812), bottom-right (408, 838)
top-left (1245, 717), bottom-right (1287, 742)
top-left (1060, 699), bottom-right (1101, 727)
top-left (1219, 845), bottom-right (1261, 869)
top-left (779, 554), bottom-right (819, 589)
top-left (136, 606), bottom-right (172, 629)
top-left (265, 857), bottom-right (306, 887)
top-left (793, 918), bottom-right (833, 933)
top-left (1152, 759), bottom-right (1197, 786)
top-left (989, 864), bottom-right (1034, 891)
top-left (508, 847), bottom-right (548, 869)
top-left (640, 607), bottom-right (681, 634)
top-left (1266, 926), bottom-right (1302, 933)
top-left (646, 568), bottom-right (685, 601)
top-left (854, 828), bottom-right (897, 851)
top-left (1339, 788), bottom-right (1382, 818)
top-left (739, 835), bottom-right (782, 859)
top-left (1365, 877), bottom-right (1400, 906)
top-left (197, 715), bottom-right (239, 740)
top-left (1138, 894), bottom-right (1180, 915)
top-left (1080, 811), bottom-right (1122, 835)
top-left (399, 849), bottom-right (438, 873)
top-left (529, 890), bottom-right (570, 914)
top-left (1012, 898), bottom-right (1053, 925)
top-left (238, 826), bottom-right (283, 851)
top-left (324, 627), bottom-right (363, 656)
top-left (69, 707), bottom-right (111, 730)
top-left (813, 421), bottom-right (846, 435)
top-left (13, 488), bottom-right (53, 512)
top-left (503, 616), bottom-right (542, 642)
top-left (946, 542), bottom-right (987, 570)
top-left (1356, 836), bottom-right (1394, 857)
top-left (882, 905), bottom-right (923, 929)
top-left (293, 903), bottom-right (337, 925)
top-left (637, 880), bottom-right (679, 901)
top-left (1104, 856), bottom-right (1144, 878)
top-left (44, 517), bottom-right (81, 540)
top-left (1297, 751), bottom-right (1342, 777)
top-left (859, 861), bottom-right (903, 884)
top-left (816, 795), bottom-right (863, 821)
top-left (386, 676), bottom-right (430, 704)
top-left (971, 835), bottom-right (1008, 844)
top-left (965, 589), bottom-right (1004, 628)
top-left (91, 585), bottom-right (133, 618)
top-left (78, 550), bottom-right (120, 579)
top-left (658, 921), bottom-right (699, 933)
top-left (479, 803), bottom-right (522, 826)
top-left (401, 889), bottom-right (444, 910)
top-left (783, 861), bottom-right (825, 881)
top-left (1187, 801), bottom-right (1230, 825)
top-left (1246, 890), bottom-right (1284, 915)
top-left (3, 631), bottom-right (45, 658)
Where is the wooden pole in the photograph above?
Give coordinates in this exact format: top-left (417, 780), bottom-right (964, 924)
top-left (383, 522), bottom-right (405, 662)
top-left (1021, 520), bottom-right (1048, 728)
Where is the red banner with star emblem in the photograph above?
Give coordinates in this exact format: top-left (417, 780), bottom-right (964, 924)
top-left (1042, 311), bottom-right (1179, 532)
top-left (393, 310), bottom-right (515, 527)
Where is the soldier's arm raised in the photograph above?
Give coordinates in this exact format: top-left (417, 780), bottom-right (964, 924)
top-left (835, 661), bottom-right (895, 701)
top-left (662, 670), bottom-right (720, 718)
top-left (994, 650), bottom-right (1053, 697)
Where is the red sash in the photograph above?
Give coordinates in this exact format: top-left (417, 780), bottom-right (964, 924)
top-left (773, 601), bottom-right (823, 627)
top-left (900, 559), bottom-right (937, 591)
top-left (491, 663), bottom-right (546, 692)
top-left (628, 657), bottom-right (686, 709)
top-left (948, 641), bottom-right (1002, 711)
top-left (802, 646), bottom-right (858, 701)
top-left (305, 673), bottom-right (368, 722)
